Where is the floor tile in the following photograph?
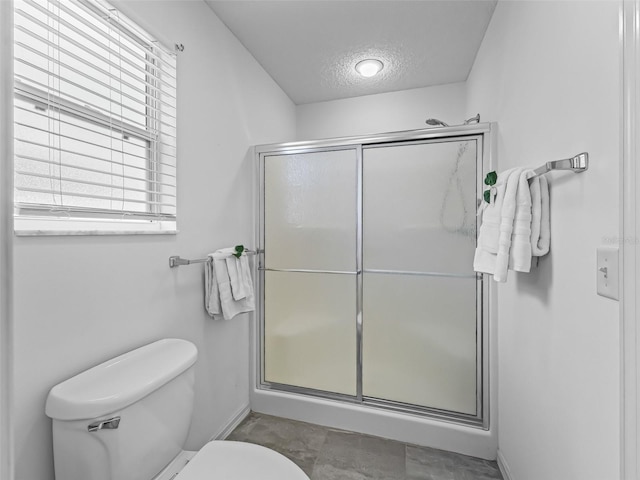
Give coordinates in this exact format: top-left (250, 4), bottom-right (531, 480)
top-left (225, 412), bottom-right (261, 441)
top-left (312, 429), bottom-right (406, 480)
top-left (226, 412), bottom-right (503, 480)
top-left (406, 445), bottom-right (456, 479)
top-left (231, 413), bottom-right (328, 475)
top-left (458, 457), bottom-right (503, 480)
top-left (311, 462), bottom-right (372, 480)
top-left (406, 445), bottom-right (502, 480)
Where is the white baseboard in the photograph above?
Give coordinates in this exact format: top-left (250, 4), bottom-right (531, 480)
top-left (497, 449), bottom-right (513, 480)
top-left (210, 403), bottom-right (251, 441)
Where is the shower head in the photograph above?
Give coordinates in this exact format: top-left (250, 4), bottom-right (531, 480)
top-left (425, 118), bottom-right (449, 127)
top-left (464, 114), bottom-right (481, 125)
top-left (426, 114), bottom-right (481, 127)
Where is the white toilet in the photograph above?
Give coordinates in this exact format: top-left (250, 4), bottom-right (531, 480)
top-left (45, 338), bottom-right (309, 480)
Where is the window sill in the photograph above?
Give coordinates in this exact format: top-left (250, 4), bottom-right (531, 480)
top-left (14, 216), bottom-right (178, 236)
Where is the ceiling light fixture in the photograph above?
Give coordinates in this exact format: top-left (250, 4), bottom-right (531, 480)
top-left (355, 59), bottom-right (384, 77)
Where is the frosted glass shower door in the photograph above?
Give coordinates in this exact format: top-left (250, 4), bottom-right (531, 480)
top-left (263, 149), bottom-right (358, 396)
top-left (362, 140), bottom-right (479, 415)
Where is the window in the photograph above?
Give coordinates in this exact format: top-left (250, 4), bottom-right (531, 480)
top-left (13, 0), bottom-right (177, 234)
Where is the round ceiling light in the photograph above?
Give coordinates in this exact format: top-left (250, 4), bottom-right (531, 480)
top-left (355, 59), bottom-right (384, 77)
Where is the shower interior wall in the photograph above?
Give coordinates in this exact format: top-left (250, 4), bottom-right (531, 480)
top-left (290, 1), bottom-right (622, 479)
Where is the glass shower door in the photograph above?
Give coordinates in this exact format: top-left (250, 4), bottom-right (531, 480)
top-left (262, 148), bottom-right (358, 396)
top-left (362, 140), bottom-right (479, 415)
top-left (259, 132), bottom-right (486, 422)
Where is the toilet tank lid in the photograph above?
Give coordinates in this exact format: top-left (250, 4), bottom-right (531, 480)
top-left (45, 338), bottom-right (198, 421)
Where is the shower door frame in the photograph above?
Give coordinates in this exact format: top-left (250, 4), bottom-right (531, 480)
top-left (255, 123), bottom-right (494, 429)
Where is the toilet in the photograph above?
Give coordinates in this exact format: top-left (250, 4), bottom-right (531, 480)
top-left (45, 338), bottom-right (309, 480)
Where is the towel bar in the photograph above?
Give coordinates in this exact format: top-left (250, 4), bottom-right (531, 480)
top-left (169, 250), bottom-right (257, 268)
top-left (530, 152), bottom-right (588, 178)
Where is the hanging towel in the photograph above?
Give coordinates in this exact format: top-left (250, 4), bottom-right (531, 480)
top-left (508, 169), bottom-right (534, 273)
top-left (529, 174), bottom-right (550, 257)
top-left (205, 257), bottom-right (222, 317)
top-left (226, 254), bottom-right (254, 302)
top-left (215, 247), bottom-right (248, 301)
top-left (226, 256), bottom-right (247, 300)
top-left (473, 168), bottom-right (522, 277)
top-left (204, 249), bottom-right (255, 320)
top-left (474, 168), bottom-right (552, 282)
top-left (492, 168), bottom-right (525, 282)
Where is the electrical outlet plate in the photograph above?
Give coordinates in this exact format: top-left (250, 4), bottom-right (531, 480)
top-left (597, 246), bottom-right (619, 300)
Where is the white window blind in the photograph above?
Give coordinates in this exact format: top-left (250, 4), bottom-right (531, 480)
top-left (13, 0), bottom-right (177, 234)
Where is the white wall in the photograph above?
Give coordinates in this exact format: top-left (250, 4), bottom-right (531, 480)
top-left (11, 2), bottom-right (295, 480)
top-left (7, 0), bottom-right (624, 479)
top-left (466, 2), bottom-right (621, 480)
top-left (1, 2), bottom-right (15, 479)
top-left (296, 82), bottom-right (466, 140)
top-left (294, 3), bottom-right (622, 479)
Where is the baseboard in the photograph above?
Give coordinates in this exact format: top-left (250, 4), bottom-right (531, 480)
top-left (497, 449), bottom-right (513, 480)
top-left (210, 403), bottom-right (251, 441)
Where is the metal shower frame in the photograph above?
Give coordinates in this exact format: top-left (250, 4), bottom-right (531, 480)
top-left (254, 123), bottom-right (494, 429)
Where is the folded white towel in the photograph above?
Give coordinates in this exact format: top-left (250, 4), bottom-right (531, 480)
top-left (493, 168), bottom-right (525, 282)
top-left (204, 249), bottom-right (255, 320)
top-left (474, 168), bottom-right (551, 282)
top-left (205, 257), bottom-right (221, 316)
top-left (226, 256), bottom-right (247, 300)
top-left (473, 168), bottom-right (521, 277)
top-left (216, 247), bottom-right (247, 301)
top-left (529, 175), bottom-right (550, 256)
top-left (508, 170), bottom-right (534, 273)
top-left (213, 254), bottom-right (255, 320)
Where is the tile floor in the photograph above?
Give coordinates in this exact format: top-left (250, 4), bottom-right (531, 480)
top-left (227, 412), bottom-right (503, 480)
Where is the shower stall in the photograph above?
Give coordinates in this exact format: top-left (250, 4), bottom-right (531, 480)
top-left (253, 124), bottom-right (494, 436)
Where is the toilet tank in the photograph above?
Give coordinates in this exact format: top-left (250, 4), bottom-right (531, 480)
top-left (45, 339), bottom-right (198, 480)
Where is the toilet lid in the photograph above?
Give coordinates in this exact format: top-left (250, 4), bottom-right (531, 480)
top-left (175, 441), bottom-right (309, 480)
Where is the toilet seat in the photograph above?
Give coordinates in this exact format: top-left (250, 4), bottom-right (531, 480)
top-left (175, 441), bottom-right (310, 480)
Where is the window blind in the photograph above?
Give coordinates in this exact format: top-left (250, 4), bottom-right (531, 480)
top-left (13, 0), bottom-right (177, 232)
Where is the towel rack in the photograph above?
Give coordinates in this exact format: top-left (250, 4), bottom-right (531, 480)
top-left (530, 152), bottom-right (588, 178)
top-left (169, 250), bottom-right (257, 268)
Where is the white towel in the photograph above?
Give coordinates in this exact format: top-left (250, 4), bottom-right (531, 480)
top-left (474, 168), bottom-right (551, 282)
top-left (226, 256), bottom-right (247, 300)
top-left (473, 168), bottom-right (522, 277)
top-left (216, 247), bottom-right (247, 300)
top-left (509, 170), bottom-right (534, 273)
top-left (204, 249), bottom-right (255, 320)
top-left (204, 257), bottom-right (221, 316)
top-left (529, 175), bottom-right (550, 256)
top-left (492, 168), bottom-right (525, 282)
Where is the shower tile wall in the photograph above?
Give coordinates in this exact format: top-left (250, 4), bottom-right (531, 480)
top-left (227, 413), bottom-right (503, 480)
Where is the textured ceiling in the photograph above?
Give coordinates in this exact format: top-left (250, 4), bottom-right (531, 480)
top-left (205, 0), bottom-right (497, 105)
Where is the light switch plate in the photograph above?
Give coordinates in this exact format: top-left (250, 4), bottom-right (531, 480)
top-left (597, 246), bottom-right (619, 300)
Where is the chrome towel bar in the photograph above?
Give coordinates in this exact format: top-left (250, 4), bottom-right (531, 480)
top-left (169, 250), bottom-right (257, 268)
top-left (530, 152), bottom-right (589, 178)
